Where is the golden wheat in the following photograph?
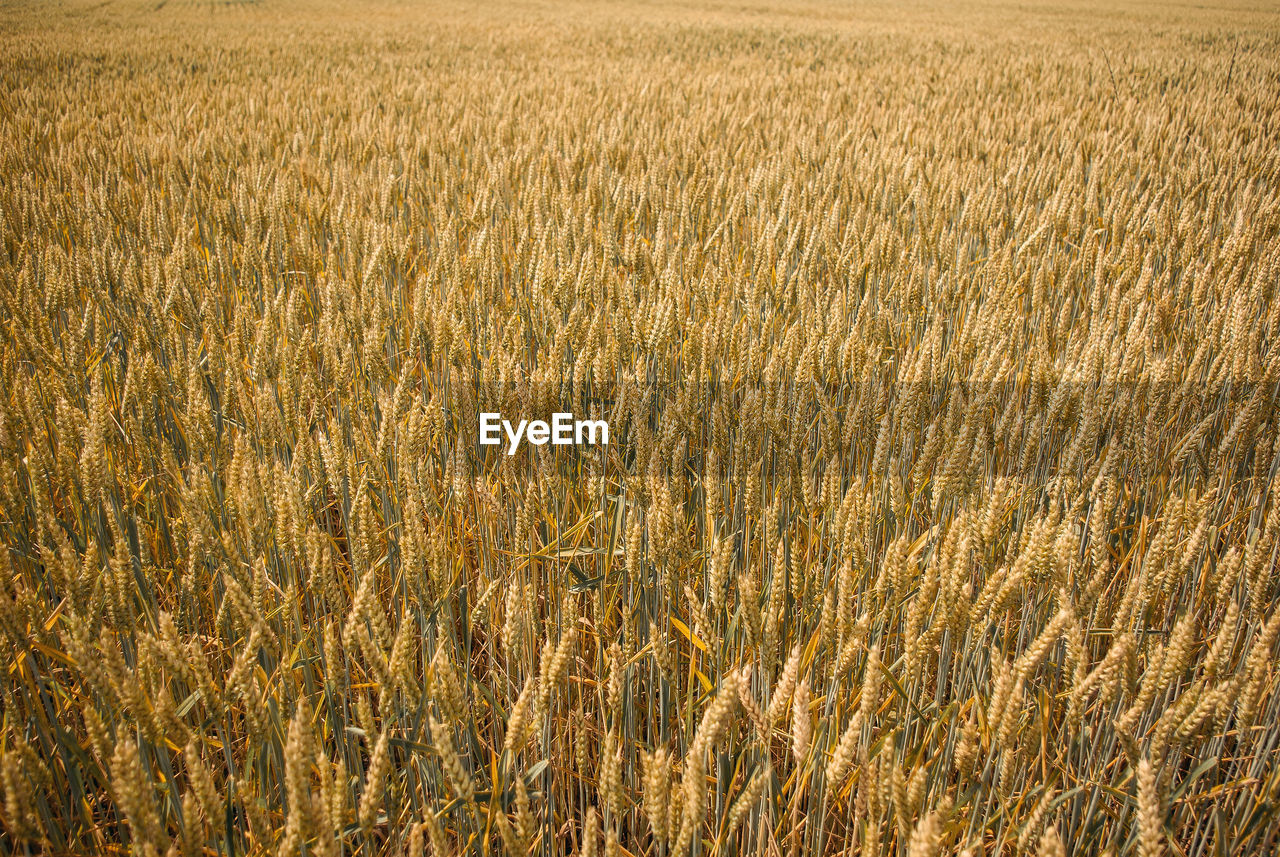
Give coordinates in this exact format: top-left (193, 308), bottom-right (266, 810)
top-left (2, 0), bottom-right (1279, 854)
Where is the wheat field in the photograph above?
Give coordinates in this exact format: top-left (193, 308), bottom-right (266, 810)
top-left (2, 0), bottom-right (1280, 855)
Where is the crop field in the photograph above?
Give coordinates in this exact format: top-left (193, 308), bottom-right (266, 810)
top-left (2, 0), bottom-right (1280, 855)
